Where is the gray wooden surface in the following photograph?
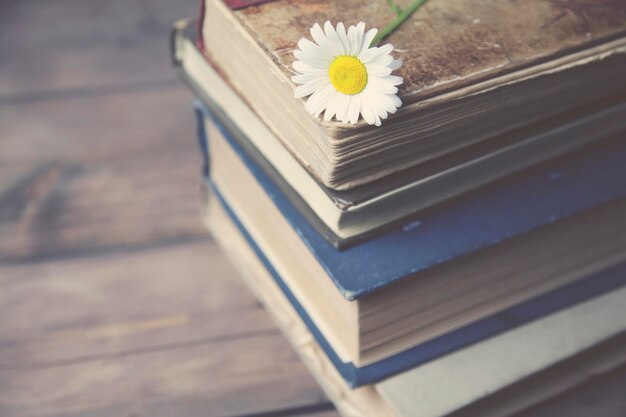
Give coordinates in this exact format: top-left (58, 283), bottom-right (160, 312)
top-left (0, 1), bottom-right (335, 416)
top-left (0, 1), bottom-right (623, 417)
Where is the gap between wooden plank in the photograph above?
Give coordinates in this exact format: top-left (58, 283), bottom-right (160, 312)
top-left (0, 241), bottom-right (274, 368)
top-left (0, 237), bottom-right (329, 416)
top-left (0, 233), bottom-right (213, 266)
top-left (0, 329), bottom-right (326, 417)
top-left (0, 328), bottom-right (280, 373)
top-left (0, 78), bottom-right (181, 106)
top-left (226, 402), bottom-right (337, 417)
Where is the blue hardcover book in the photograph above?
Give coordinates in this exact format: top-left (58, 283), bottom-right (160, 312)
top-left (194, 99), bottom-right (626, 387)
top-left (207, 178), bottom-right (626, 388)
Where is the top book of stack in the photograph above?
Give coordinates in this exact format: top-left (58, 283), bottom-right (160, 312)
top-left (200, 0), bottom-right (626, 190)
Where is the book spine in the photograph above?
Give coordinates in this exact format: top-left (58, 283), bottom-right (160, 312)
top-left (196, 0), bottom-right (206, 52)
top-left (193, 102), bottom-right (210, 179)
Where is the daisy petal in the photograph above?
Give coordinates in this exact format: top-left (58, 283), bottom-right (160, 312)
top-left (377, 43), bottom-right (394, 56)
top-left (347, 25), bottom-right (357, 56)
top-left (351, 22), bottom-right (365, 56)
top-left (370, 105), bottom-right (382, 125)
top-left (359, 28), bottom-right (378, 56)
top-left (294, 50), bottom-right (329, 68)
top-left (389, 59), bottom-right (403, 70)
top-left (311, 23), bottom-right (336, 55)
top-left (324, 21), bottom-right (345, 56)
top-left (363, 89), bottom-right (385, 126)
top-left (336, 22), bottom-right (350, 56)
top-left (359, 97), bottom-right (376, 125)
top-left (291, 72), bottom-right (326, 84)
top-left (376, 54), bottom-right (394, 67)
top-left (383, 75), bottom-right (404, 86)
top-left (347, 95), bottom-right (360, 124)
top-left (334, 93), bottom-right (351, 123)
top-left (296, 38), bottom-right (332, 64)
top-left (297, 38), bottom-right (322, 56)
top-left (391, 94), bottom-right (402, 108)
top-left (357, 46), bottom-right (378, 63)
top-left (294, 77), bottom-right (330, 98)
top-left (367, 77), bottom-right (398, 94)
top-left (292, 60), bottom-right (326, 74)
top-left (360, 44), bottom-right (394, 64)
top-left (324, 91), bottom-right (341, 121)
top-left (305, 84), bottom-right (335, 117)
top-left (298, 37), bottom-right (315, 50)
top-left (379, 94), bottom-right (400, 114)
top-left (310, 23), bottom-right (327, 46)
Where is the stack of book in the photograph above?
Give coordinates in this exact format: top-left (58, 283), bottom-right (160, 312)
top-left (172, 1), bottom-right (626, 415)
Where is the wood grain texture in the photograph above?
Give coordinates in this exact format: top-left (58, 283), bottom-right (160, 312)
top-left (296, 411), bottom-right (341, 417)
top-left (0, 155), bottom-right (204, 262)
top-left (0, 241), bottom-right (328, 417)
top-left (0, 88), bottom-right (196, 165)
top-left (0, 1), bottom-right (332, 416)
top-left (0, 0), bottom-right (623, 416)
top-left (0, 242), bottom-right (272, 368)
top-left (0, 0), bottom-right (198, 96)
top-left (0, 334), bottom-right (325, 417)
top-left (0, 89), bottom-right (207, 262)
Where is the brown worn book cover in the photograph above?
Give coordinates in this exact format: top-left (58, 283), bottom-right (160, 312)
top-left (199, 0), bottom-right (626, 190)
top-left (224, 0), bottom-right (626, 104)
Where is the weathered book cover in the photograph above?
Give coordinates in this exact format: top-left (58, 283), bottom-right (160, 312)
top-left (199, 0), bottom-right (626, 191)
top-left (197, 93), bottom-right (626, 299)
top-left (206, 173), bottom-right (626, 399)
top-left (205, 0), bottom-right (626, 105)
top-left (204, 176), bottom-right (626, 386)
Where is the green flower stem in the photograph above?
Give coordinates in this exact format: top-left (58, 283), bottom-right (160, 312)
top-left (386, 0), bottom-right (403, 15)
top-left (372, 0), bottom-right (429, 45)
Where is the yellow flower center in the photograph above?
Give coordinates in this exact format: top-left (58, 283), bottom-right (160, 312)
top-left (328, 56), bottom-right (368, 95)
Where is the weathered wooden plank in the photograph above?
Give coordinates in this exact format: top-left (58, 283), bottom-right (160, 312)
top-left (0, 333), bottom-right (325, 417)
top-left (0, 241), bottom-right (271, 367)
top-left (0, 153), bottom-right (205, 261)
top-left (0, 0), bottom-right (207, 261)
top-left (0, 240), bottom-right (327, 416)
top-left (295, 410), bottom-right (341, 417)
top-left (0, 2), bottom-right (329, 415)
top-left (0, 88), bottom-right (196, 165)
top-left (0, 158), bottom-right (205, 261)
top-left (0, 88), bottom-right (206, 261)
top-left (0, 0), bottom-right (198, 97)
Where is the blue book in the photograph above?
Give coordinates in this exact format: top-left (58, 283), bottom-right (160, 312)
top-left (194, 98), bottom-right (626, 387)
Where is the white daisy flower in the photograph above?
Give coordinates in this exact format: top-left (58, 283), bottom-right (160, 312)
top-left (291, 21), bottom-right (403, 127)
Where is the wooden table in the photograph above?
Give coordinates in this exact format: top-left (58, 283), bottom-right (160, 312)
top-left (0, 1), bottom-right (623, 416)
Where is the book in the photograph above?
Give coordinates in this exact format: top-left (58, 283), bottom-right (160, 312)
top-left (203, 181), bottom-right (626, 416)
top-left (173, 20), bottom-right (626, 246)
top-left (199, 0), bottom-right (626, 190)
top-left (444, 333), bottom-right (626, 417)
top-left (196, 97), bottom-right (626, 385)
top-left (202, 186), bottom-right (398, 417)
top-left (377, 292), bottom-right (626, 417)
